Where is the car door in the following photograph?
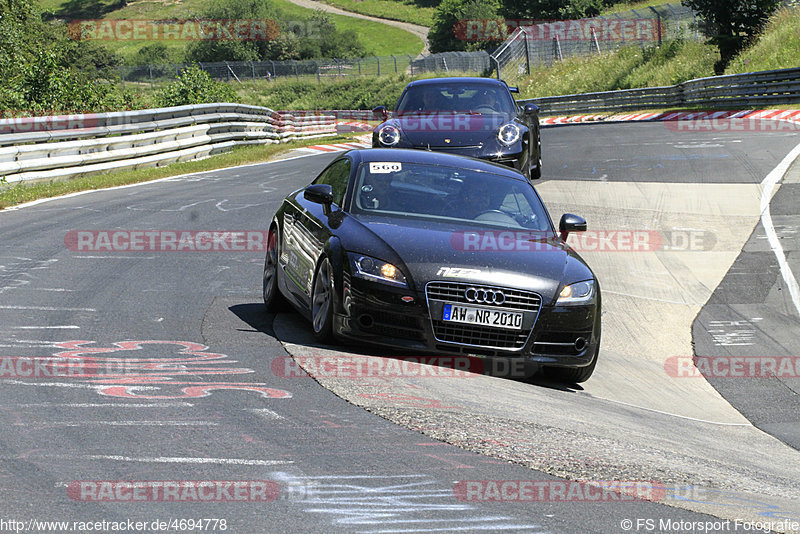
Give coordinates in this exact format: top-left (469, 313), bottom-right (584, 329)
top-left (281, 157), bottom-right (351, 308)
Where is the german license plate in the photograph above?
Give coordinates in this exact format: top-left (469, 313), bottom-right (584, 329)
top-left (442, 304), bottom-right (523, 330)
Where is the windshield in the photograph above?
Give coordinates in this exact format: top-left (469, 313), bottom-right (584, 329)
top-left (351, 161), bottom-right (552, 231)
top-left (395, 84), bottom-right (517, 115)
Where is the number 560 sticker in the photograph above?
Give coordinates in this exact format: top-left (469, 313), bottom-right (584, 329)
top-left (369, 162), bottom-right (402, 173)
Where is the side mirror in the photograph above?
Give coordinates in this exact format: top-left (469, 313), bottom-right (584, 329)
top-left (372, 105), bottom-right (389, 122)
top-left (523, 103), bottom-right (539, 115)
top-left (559, 213), bottom-right (587, 241)
top-left (508, 86), bottom-right (520, 94)
top-left (304, 184), bottom-right (334, 216)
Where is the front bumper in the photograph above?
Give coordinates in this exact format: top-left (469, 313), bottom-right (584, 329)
top-left (334, 275), bottom-right (600, 369)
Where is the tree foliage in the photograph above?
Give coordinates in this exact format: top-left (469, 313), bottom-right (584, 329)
top-left (185, 0), bottom-right (365, 62)
top-left (429, 0), bottom-right (504, 53)
top-left (0, 0), bottom-right (125, 113)
top-left (682, 0), bottom-right (780, 73)
top-left (156, 66), bottom-right (237, 107)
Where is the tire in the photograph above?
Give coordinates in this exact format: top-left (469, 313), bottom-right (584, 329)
top-left (262, 225), bottom-right (286, 312)
top-left (311, 256), bottom-right (334, 342)
top-left (530, 139), bottom-right (542, 180)
top-left (544, 343), bottom-right (599, 383)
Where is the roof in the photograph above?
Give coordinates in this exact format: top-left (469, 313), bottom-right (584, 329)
top-left (405, 77), bottom-right (508, 88)
top-left (344, 148), bottom-right (527, 181)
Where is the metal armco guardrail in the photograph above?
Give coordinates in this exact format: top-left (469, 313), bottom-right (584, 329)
top-left (0, 104), bottom-right (335, 185)
top-left (520, 67), bottom-right (800, 115)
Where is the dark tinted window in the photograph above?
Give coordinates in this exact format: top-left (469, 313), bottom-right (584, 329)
top-left (352, 161), bottom-right (551, 231)
top-left (396, 84), bottom-right (516, 115)
top-left (313, 159), bottom-right (350, 207)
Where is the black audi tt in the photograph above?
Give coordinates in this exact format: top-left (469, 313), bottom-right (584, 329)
top-left (372, 77), bottom-right (542, 180)
top-left (263, 149), bottom-right (600, 382)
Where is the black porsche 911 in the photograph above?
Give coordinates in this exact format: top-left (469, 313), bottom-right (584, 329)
top-left (372, 77), bottom-right (542, 180)
top-left (263, 149), bottom-right (600, 382)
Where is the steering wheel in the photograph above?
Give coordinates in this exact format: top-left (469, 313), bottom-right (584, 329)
top-left (474, 210), bottom-right (518, 225)
top-left (474, 105), bottom-right (495, 114)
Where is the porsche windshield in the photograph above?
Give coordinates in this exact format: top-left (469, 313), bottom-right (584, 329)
top-left (395, 84), bottom-right (516, 115)
top-left (351, 161), bottom-right (552, 231)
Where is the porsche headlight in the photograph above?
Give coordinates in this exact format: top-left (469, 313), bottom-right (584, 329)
top-left (377, 125), bottom-right (401, 146)
top-left (352, 254), bottom-right (407, 286)
top-left (557, 280), bottom-right (595, 305)
top-left (497, 122), bottom-right (521, 146)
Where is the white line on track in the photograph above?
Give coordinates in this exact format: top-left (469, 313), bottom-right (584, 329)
top-left (11, 421), bottom-right (219, 428)
top-left (71, 256), bottom-right (156, 260)
top-left (0, 305), bottom-right (95, 312)
top-left (246, 408), bottom-right (285, 420)
top-left (760, 140), bottom-right (800, 318)
top-left (72, 455), bottom-right (293, 466)
top-left (11, 325), bottom-right (80, 329)
top-left (1, 151), bottom-right (326, 213)
top-left (14, 402), bottom-right (193, 408)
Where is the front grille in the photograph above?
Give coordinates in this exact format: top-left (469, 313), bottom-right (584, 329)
top-left (431, 320), bottom-right (529, 349)
top-left (426, 282), bottom-right (541, 312)
top-left (413, 145), bottom-right (482, 150)
top-left (426, 281), bottom-right (541, 349)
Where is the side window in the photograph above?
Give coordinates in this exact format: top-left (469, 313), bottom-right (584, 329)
top-left (313, 159), bottom-right (350, 207)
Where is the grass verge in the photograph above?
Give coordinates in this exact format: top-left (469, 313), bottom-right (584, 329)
top-left (316, 0), bottom-right (434, 27)
top-left (0, 134), bottom-right (359, 210)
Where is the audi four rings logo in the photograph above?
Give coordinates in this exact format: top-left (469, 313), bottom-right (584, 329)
top-left (465, 287), bottom-right (506, 305)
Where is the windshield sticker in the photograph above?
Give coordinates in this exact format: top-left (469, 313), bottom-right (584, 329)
top-left (369, 162), bottom-right (402, 174)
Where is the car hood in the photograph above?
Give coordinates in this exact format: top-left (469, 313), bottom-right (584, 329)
top-left (347, 216), bottom-right (593, 304)
top-left (386, 113), bottom-right (513, 147)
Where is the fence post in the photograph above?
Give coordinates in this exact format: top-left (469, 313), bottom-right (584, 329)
top-left (553, 35), bottom-right (563, 62)
top-left (316, 61), bottom-right (321, 83)
top-left (591, 27), bottom-right (601, 55)
top-left (294, 63), bottom-right (299, 80)
top-left (271, 60), bottom-right (276, 79)
top-left (336, 58), bottom-right (342, 77)
top-left (148, 65), bottom-right (153, 88)
top-left (251, 61), bottom-right (256, 80)
top-left (524, 31), bottom-right (530, 75)
top-left (648, 6), bottom-right (663, 46)
top-left (408, 54), bottom-right (414, 76)
top-left (491, 56), bottom-right (500, 80)
top-left (357, 58), bottom-right (361, 76)
top-left (375, 56), bottom-right (380, 77)
top-left (391, 55), bottom-right (397, 73)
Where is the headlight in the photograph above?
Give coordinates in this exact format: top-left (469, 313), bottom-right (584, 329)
top-left (377, 125), bottom-right (401, 146)
top-left (556, 280), bottom-right (595, 305)
top-left (497, 122), bottom-right (521, 146)
top-left (351, 253), bottom-right (407, 286)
